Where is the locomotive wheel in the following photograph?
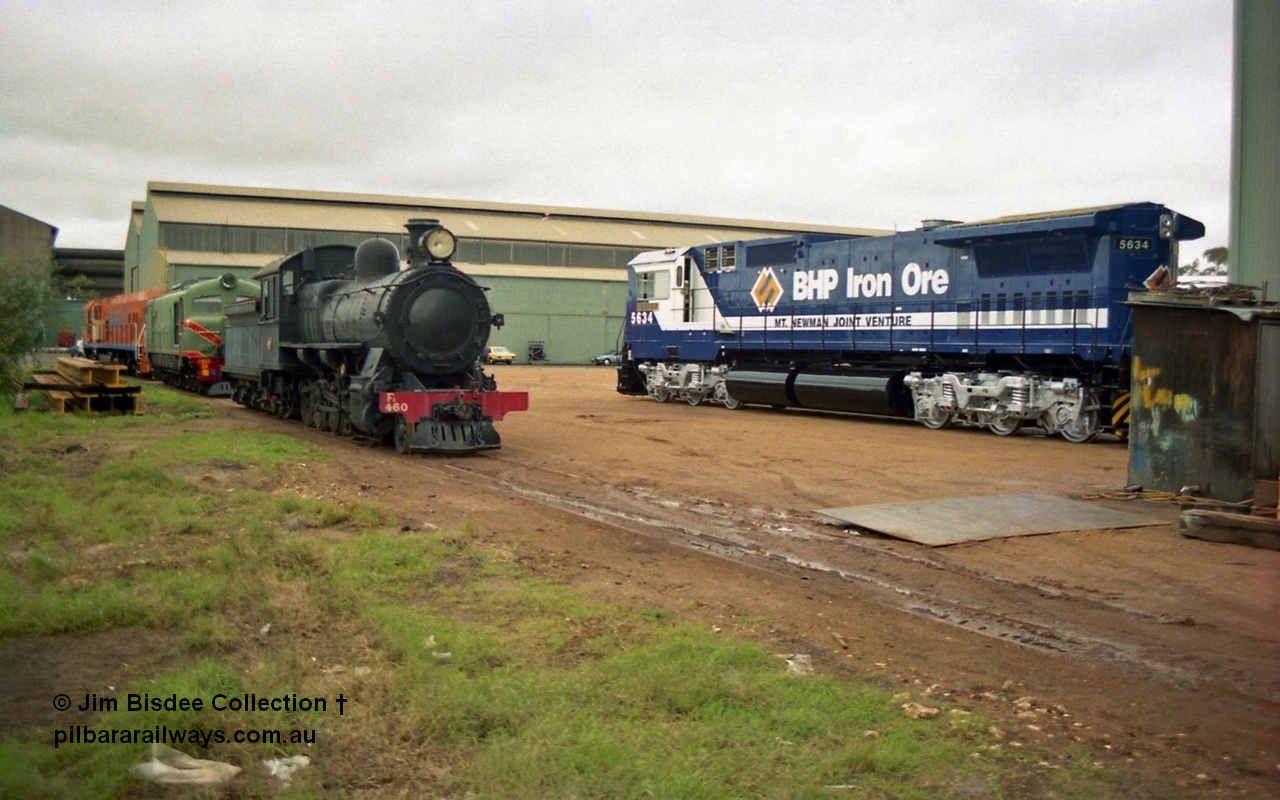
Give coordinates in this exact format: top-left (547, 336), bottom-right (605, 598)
top-left (685, 390), bottom-right (706, 406)
top-left (651, 386), bottom-right (671, 403)
top-left (300, 388), bottom-right (316, 428)
top-left (916, 405), bottom-right (954, 430)
top-left (713, 383), bottom-right (743, 410)
top-left (393, 415), bottom-right (415, 455)
top-left (1058, 392), bottom-right (1101, 444)
top-left (988, 414), bottom-right (1024, 437)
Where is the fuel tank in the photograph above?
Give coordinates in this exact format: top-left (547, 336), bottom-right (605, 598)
top-left (726, 366), bottom-right (913, 417)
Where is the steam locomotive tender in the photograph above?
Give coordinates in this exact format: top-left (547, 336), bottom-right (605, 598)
top-left (618, 203), bottom-right (1204, 442)
top-left (222, 219), bottom-right (527, 453)
top-left (145, 274), bottom-right (261, 394)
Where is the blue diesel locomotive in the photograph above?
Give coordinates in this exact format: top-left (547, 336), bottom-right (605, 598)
top-left (617, 202), bottom-right (1204, 442)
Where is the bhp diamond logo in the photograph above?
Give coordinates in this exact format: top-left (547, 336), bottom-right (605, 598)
top-left (751, 268), bottom-right (784, 312)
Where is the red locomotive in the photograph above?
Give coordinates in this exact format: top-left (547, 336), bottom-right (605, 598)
top-left (81, 290), bottom-right (162, 375)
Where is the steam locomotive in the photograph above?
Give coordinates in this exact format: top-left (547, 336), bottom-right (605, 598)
top-left (222, 219), bottom-right (527, 453)
top-left (617, 202), bottom-right (1204, 442)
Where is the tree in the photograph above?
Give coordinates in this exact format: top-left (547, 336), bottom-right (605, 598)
top-left (1203, 247), bottom-right (1229, 273)
top-left (0, 255), bottom-right (56, 395)
top-left (1178, 246), bottom-right (1229, 277)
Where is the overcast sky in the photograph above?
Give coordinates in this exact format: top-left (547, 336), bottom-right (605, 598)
top-left (1, 0), bottom-right (1233, 263)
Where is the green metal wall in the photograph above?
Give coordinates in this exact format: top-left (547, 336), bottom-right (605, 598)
top-left (34, 299), bottom-right (86, 348)
top-left (1229, 0), bottom-right (1280, 293)
top-left (480, 275), bottom-right (628, 364)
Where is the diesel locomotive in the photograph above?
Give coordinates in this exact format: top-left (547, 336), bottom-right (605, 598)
top-left (82, 289), bottom-right (163, 375)
top-left (618, 202), bottom-right (1205, 442)
top-left (222, 219), bottom-right (527, 453)
top-left (145, 274), bottom-right (261, 393)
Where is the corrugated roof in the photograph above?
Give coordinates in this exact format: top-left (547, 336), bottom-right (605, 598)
top-left (146, 182), bottom-right (887, 246)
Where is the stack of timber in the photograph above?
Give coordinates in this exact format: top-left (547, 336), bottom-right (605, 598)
top-left (20, 357), bottom-right (144, 415)
top-left (1181, 478), bottom-right (1280, 551)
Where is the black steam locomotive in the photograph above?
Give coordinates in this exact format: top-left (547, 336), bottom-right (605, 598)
top-left (223, 219), bottom-right (527, 453)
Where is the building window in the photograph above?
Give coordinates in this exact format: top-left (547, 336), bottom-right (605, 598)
top-left (157, 222), bottom-right (648, 270)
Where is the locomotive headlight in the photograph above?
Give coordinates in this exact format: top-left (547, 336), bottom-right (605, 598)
top-left (421, 227), bottom-right (457, 261)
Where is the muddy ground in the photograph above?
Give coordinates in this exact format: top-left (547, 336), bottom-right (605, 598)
top-left (9, 365), bottom-right (1280, 797)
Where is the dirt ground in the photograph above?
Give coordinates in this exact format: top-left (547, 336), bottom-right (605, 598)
top-left (9, 365), bottom-right (1280, 797)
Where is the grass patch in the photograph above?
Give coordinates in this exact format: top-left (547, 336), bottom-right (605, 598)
top-left (0, 388), bottom-right (1123, 798)
top-left (315, 530), bottom-right (1115, 798)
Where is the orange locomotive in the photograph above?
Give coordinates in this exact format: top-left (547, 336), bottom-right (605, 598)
top-left (81, 290), bottom-right (163, 375)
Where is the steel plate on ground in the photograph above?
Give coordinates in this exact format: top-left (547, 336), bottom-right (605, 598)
top-left (815, 493), bottom-right (1162, 547)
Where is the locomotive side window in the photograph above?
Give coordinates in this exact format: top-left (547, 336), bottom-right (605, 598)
top-left (636, 269), bottom-right (670, 300)
top-left (262, 278), bottom-right (276, 320)
top-left (191, 297), bottom-right (221, 314)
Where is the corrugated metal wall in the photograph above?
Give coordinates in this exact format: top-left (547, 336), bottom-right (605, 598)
top-left (1128, 302), bottom-right (1280, 502)
top-left (1229, 0), bottom-right (1280, 294)
top-left (480, 275), bottom-right (626, 364)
